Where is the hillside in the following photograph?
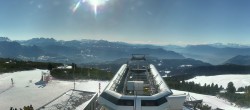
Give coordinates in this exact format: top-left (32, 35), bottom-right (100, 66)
top-left (81, 57), bottom-right (211, 75)
top-left (164, 44), bottom-right (250, 64)
top-left (0, 69), bottom-right (109, 109)
top-left (173, 90), bottom-right (249, 110)
top-left (170, 64), bottom-right (250, 79)
top-left (186, 74), bottom-right (250, 89)
top-left (224, 55), bottom-right (250, 65)
top-left (0, 41), bottom-right (44, 58)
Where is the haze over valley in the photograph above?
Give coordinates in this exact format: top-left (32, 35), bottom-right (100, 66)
top-left (1, 37), bottom-right (250, 65)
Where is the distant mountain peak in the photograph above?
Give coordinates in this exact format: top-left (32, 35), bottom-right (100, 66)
top-left (29, 37), bottom-right (56, 41)
top-left (0, 37), bottom-right (11, 41)
top-left (19, 37), bottom-right (58, 46)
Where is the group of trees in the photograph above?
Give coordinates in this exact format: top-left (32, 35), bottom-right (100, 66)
top-left (0, 58), bottom-right (113, 81)
top-left (165, 76), bottom-right (250, 107)
top-left (165, 77), bottom-right (223, 95)
top-left (50, 63), bottom-right (113, 80)
top-left (219, 82), bottom-right (250, 107)
top-left (170, 64), bottom-right (250, 79)
top-left (0, 58), bottom-right (61, 74)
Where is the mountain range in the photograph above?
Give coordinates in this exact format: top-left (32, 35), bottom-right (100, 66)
top-left (0, 37), bottom-right (184, 63)
top-left (1, 37), bottom-right (250, 65)
top-left (164, 44), bottom-right (250, 64)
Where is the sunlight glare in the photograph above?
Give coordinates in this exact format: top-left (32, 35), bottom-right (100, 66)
top-left (73, 0), bottom-right (109, 16)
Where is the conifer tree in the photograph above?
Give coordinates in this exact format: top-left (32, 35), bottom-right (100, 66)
top-left (226, 82), bottom-right (236, 94)
top-left (219, 85), bottom-right (224, 90)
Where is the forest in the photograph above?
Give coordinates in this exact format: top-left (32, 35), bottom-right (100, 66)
top-left (50, 63), bottom-right (113, 80)
top-left (165, 77), bottom-right (250, 107)
top-left (0, 58), bottom-right (61, 74)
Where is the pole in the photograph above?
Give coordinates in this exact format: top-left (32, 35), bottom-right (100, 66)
top-left (73, 64), bottom-right (75, 90)
top-left (99, 82), bottom-right (101, 94)
top-left (133, 83), bottom-right (136, 110)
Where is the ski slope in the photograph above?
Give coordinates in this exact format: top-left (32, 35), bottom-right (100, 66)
top-left (1, 69), bottom-right (250, 110)
top-left (0, 69), bottom-right (109, 109)
top-left (173, 89), bottom-right (250, 110)
top-left (186, 74), bottom-right (250, 89)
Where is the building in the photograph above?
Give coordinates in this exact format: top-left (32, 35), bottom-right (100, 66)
top-left (98, 55), bottom-right (186, 110)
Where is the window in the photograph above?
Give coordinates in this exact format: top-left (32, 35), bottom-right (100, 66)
top-left (100, 92), bottom-right (134, 106)
top-left (141, 97), bottom-right (168, 106)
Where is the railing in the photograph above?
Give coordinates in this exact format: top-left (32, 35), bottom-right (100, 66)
top-left (109, 66), bottom-right (128, 91)
top-left (123, 68), bottom-right (131, 94)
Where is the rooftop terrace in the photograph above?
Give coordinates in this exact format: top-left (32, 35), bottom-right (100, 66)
top-left (109, 57), bottom-right (166, 96)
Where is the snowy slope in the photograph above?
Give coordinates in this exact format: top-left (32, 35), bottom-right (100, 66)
top-left (172, 89), bottom-right (250, 110)
top-left (1, 70), bottom-right (250, 110)
top-left (186, 74), bottom-right (250, 89)
top-left (0, 69), bottom-right (109, 109)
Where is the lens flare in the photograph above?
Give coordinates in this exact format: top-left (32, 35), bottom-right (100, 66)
top-left (90, 0), bottom-right (99, 15)
top-left (72, 0), bottom-right (109, 16)
top-left (72, 1), bottom-right (81, 13)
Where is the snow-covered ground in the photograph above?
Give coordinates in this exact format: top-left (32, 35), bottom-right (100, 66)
top-left (0, 69), bottom-right (109, 109)
top-left (1, 70), bottom-right (250, 110)
top-left (173, 89), bottom-right (250, 110)
top-left (186, 74), bottom-right (250, 89)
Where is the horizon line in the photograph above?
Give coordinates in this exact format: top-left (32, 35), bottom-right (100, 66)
top-left (1, 36), bottom-right (250, 46)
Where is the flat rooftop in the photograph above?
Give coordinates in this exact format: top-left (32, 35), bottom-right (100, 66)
top-left (38, 89), bottom-right (96, 110)
top-left (112, 65), bottom-right (160, 96)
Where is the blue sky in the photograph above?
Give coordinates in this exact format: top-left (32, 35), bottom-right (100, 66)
top-left (0, 0), bottom-right (250, 45)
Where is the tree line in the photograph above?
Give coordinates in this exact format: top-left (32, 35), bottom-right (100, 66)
top-left (170, 64), bottom-right (250, 79)
top-left (0, 58), bottom-right (61, 74)
top-left (50, 63), bottom-right (113, 80)
top-left (165, 77), bottom-right (223, 95)
top-left (219, 82), bottom-right (250, 107)
top-left (165, 77), bottom-right (250, 107)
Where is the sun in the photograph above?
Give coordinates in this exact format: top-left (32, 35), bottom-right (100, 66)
top-left (89, 0), bottom-right (100, 15)
top-left (73, 0), bottom-right (109, 16)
